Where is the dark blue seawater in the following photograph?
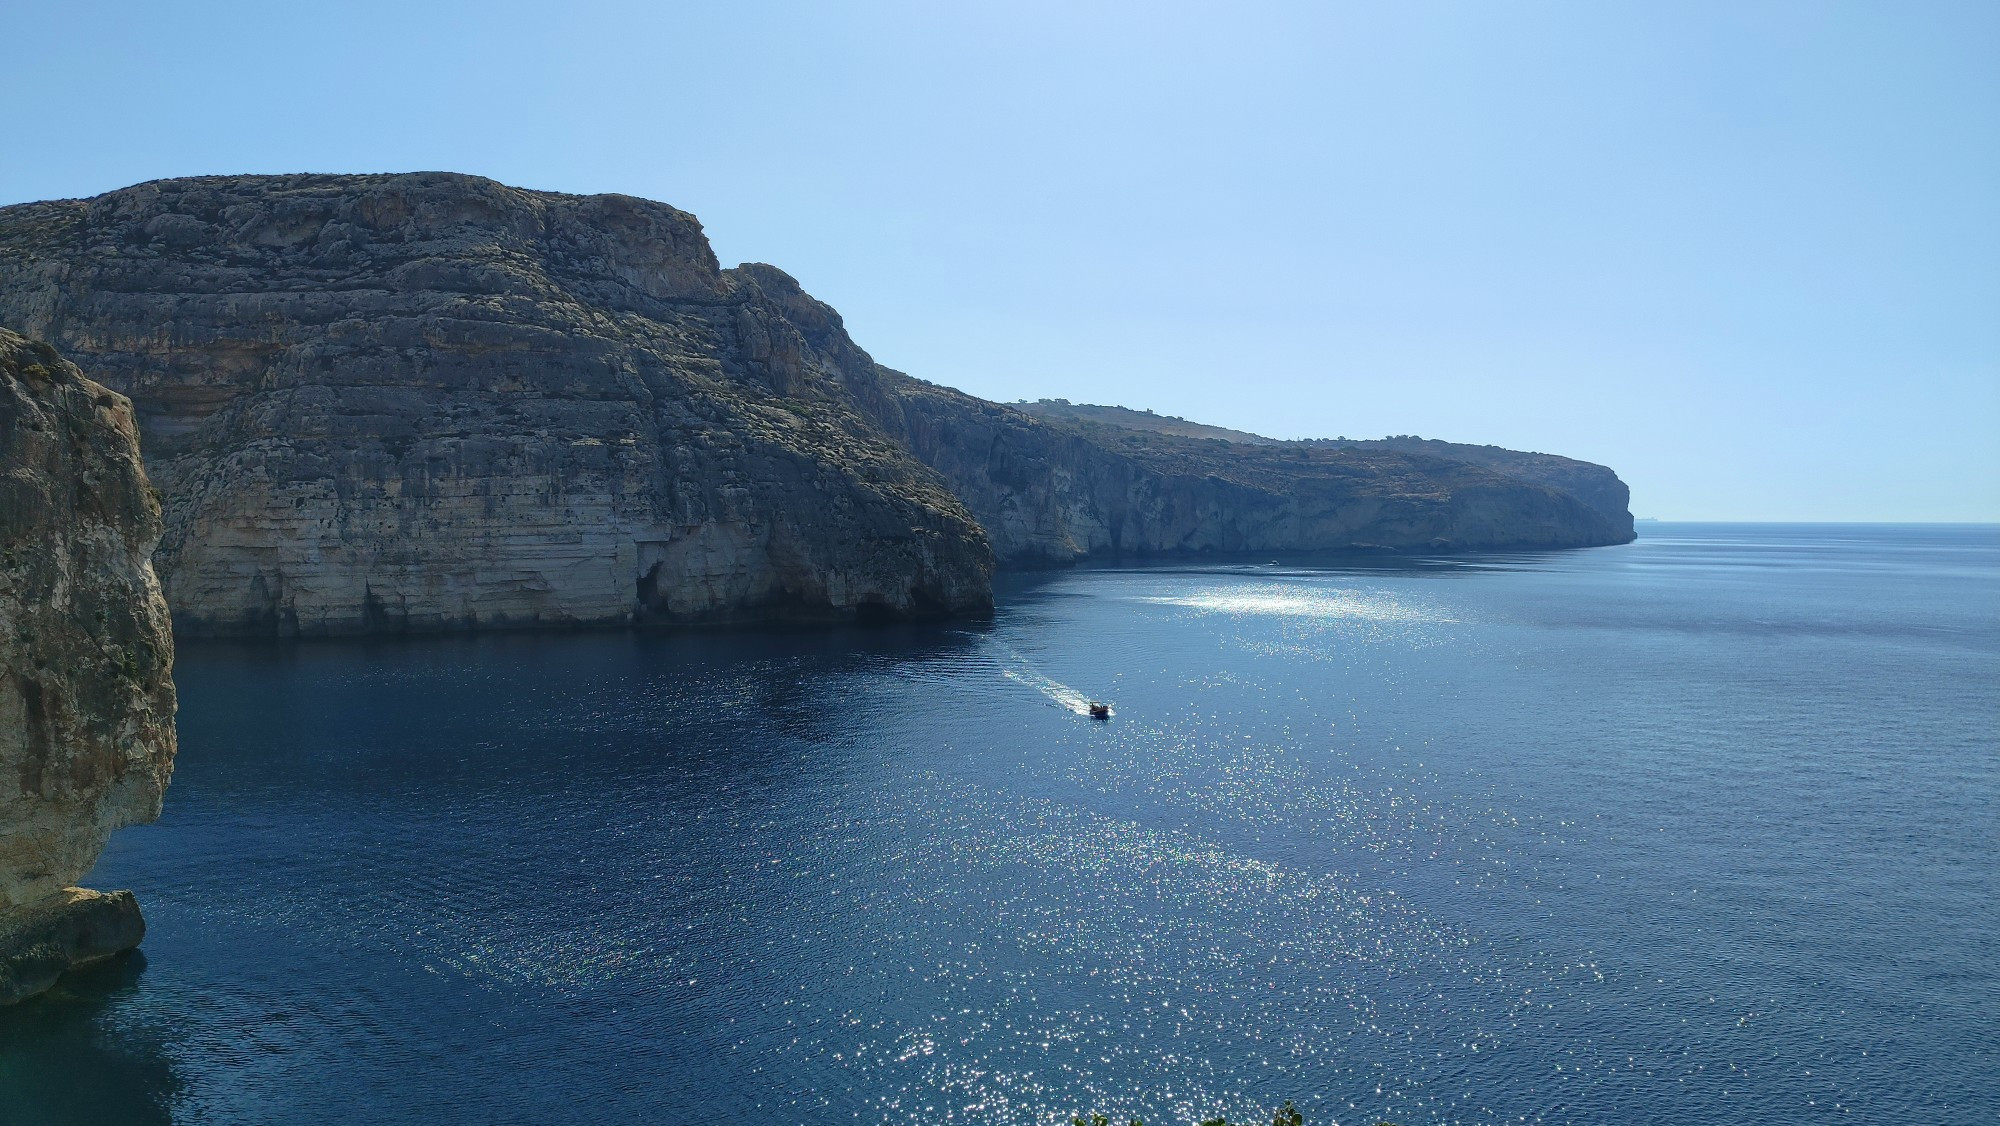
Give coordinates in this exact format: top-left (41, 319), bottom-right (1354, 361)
top-left (3, 524), bottom-right (1995, 1125)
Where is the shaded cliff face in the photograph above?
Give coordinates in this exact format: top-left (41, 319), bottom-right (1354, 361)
top-left (862, 372), bottom-right (1635, 564)
top-left (1008, 400), bottom-right (1636, 547)
top-left (0, 174), bottom-right (992, 636)
top-left (719, 277), bottom-right (1636, 563)
top-left (1318, 436), bottom-right (1633, 537)
top-left (0, 330), bottom-right (174, 1002)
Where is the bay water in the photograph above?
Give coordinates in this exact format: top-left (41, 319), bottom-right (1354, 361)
top-left (2, 524), bottom-right (1994, 1124)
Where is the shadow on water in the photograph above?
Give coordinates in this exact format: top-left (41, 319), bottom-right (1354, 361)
top-left (164, 619), bottom-right (993, 806)
top-left (0, 952), bottom-right (178, 1125)
top-left (14, 527), bottom-right (1998, 1123)
top-left (23, 620), bottom-right (998, 1122)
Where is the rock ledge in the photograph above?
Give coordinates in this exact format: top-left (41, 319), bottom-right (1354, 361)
top-left (0, 887), bottom-right (146, 1005)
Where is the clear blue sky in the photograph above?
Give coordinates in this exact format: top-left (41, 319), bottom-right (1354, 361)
top-left (3, 1), bottom-right (1994, 520)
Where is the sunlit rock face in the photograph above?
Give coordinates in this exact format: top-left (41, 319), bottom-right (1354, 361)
top-left (0, 330), bottom-right (175, 1002)
top-left (0, 174), bottom-right (993, 636)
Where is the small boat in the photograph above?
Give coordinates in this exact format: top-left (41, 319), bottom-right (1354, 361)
top-left (1088, 702), bottom-right (1111, 720)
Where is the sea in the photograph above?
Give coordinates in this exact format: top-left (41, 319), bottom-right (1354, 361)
top-left (2, 523), bottom-right (1994, 1125)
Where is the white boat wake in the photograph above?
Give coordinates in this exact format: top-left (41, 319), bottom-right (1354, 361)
top-left (1002, 667), bottom-right (1096, 715)
top-left (995, 645), bottom-right (1099, 715)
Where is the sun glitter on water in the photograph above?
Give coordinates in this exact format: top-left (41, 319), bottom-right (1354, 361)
top-left (1138, 583), bottom-right (1456, 624)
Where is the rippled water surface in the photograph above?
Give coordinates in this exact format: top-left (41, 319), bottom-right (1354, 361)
top-left (4, 524), bottom-right (1996, 1124)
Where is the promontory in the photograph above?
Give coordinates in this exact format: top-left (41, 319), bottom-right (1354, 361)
top-left (0, 173), bottom-right (1634, 637)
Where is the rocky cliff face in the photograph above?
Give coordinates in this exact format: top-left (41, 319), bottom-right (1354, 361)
top-left (0, 174), bottom-right (991, 636)
top-left (858, 369), bottom-right (1634, 564)
top-left (1003, 400), bottom-right (1636, 554)
top-left (1317, 436), bottom-right (1633, 536)
top-left (0, 173), bottom-right (1632, 636)
top-left (705, 272), bottom-right (1633, 564)
top-left (0, 329), bottom-right (174, 1002)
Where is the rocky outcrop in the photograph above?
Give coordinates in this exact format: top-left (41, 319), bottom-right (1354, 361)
top-left (0, 173), bottom-right (1632, 636)
top-left (0, 888), bottom-right (146, 1005)
top-left (0, 329), bottom-right (176, 1003)
top-left (0, 174), bottom-right (991, 636)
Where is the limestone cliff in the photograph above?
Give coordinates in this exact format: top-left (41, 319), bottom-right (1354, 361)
top-left (1003, 399), bottom-right (1636, 555)
top-left (0, 329), bottom-right (174, 1003)
top-left (0, 173), bottom-right (1632, 636)
top-left (1295, 435), bottom-right (1633, 534)
top-left (862, 373), bottom-right (1632, 563)
top-left (0, 174), bottom-right (992, 636)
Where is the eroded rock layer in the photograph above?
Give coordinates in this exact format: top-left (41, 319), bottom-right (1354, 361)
top-left (1009, 400), bottom-right (1635, 536)
top-left (0, 174), bottom-right (992, 635)
top-left (0, 330), bottom-right (175, 1001)
top-left (867, 373), bottom-right (1632, 564)
top-left (704, 272), bottom-right (1636, 566)
top-left (0, 887), bottom-right (146, 1005)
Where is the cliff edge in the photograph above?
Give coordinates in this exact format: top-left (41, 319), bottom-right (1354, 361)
top-left (862, 372), bottom-right (1634, 565)
top-left (0, 329), bottom-right (176, 1004)
top-left (0, 174), bottom-right (992, 636)
top-left (0, 173), bottom-right (1632, 636)
top-left (992, 399), bottom-right (1635, 557)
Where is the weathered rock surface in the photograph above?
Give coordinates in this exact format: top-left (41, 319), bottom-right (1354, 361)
top-left (992, 398), bottom-right (1632, 556)
top-left (0, 174), bottom-right (992, 636)
top-left (1313, 436), bottom-right (1633, 534)
top-left (862, 371), bottom-right (1635, 565)
top-left (0, 173), bottom-right (1632, 636)
top-left (0, 887), bottom-right (146, 1005)
top-left (0, 329), bottom-right (175, 1002)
